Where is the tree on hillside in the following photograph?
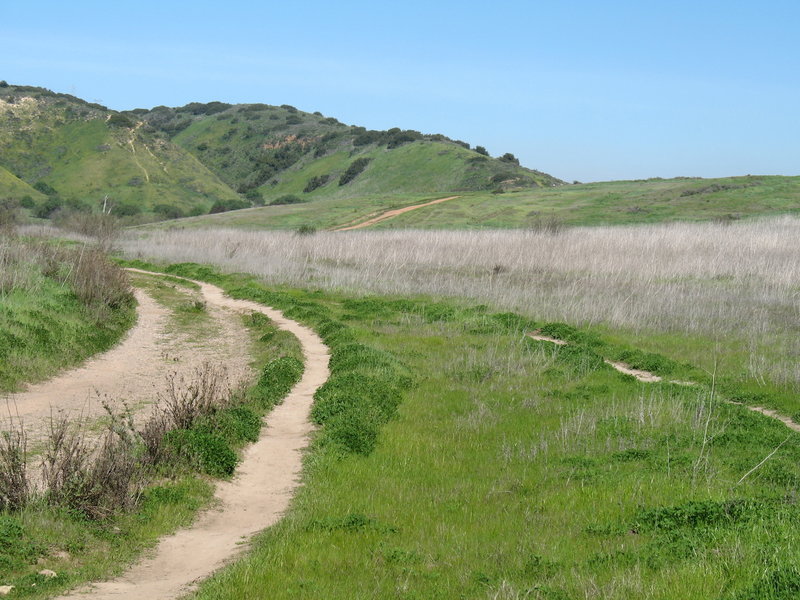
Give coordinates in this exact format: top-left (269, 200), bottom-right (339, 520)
top-left (475, 146), bottom-right (489, 156)
top-left (500, 153), bottom-right (520, 165)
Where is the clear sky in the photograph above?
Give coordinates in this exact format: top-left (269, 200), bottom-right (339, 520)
top-left (2, 1), bottom-right (797, 182)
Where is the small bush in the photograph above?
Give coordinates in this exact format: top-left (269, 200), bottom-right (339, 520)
top-left (69, 247), bottom-right (134, 310)
top-left (107, 113), bottom-right (134, 128)
top-left (296, 224), bottom-right (317, 236)
top-left (209, 198), bottom-right (250, 214)
top-left (269, 194), bottom-right (305, 206)
top-left (153, 204), bottom-right (185, 220)
top-left (0, 421), bottom-right (28, 511)
top-left (213, 406), bottom-right (261, 444)
top-left (312, 373), bottom-right (402, 425)
top-left (303, 174), bottom-right (330, 193)
top-left (160, 362), bottom-right (231, 430)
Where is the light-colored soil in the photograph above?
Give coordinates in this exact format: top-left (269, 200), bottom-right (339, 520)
top-left (527, 333), bottom-right (567, 346)
top-left (334, 196), bottom-right (460, 231)
top-left (5, 281), bottom-right (252, 444)
top-left (731, 403), bottom-right (800, 433)
top-left (528, 332), bottom-right (800, 430)
top-left (603, 359), bottom-right (663, 383)
top-left (55, 270), bottom-right (330, 600)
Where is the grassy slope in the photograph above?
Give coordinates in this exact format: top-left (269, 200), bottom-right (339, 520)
top-left (381, 175), bottom-right (800, 228)
top-left (124, 266), bottom-right (800, 600)
top-left (0, 241), bottom-right (136, 393)
top-left (0, 86), bottom-right (240, 215)
top-left (139, 174), bottom-right (800, 231)
top-left (0, 166), bottom-right (45, 201)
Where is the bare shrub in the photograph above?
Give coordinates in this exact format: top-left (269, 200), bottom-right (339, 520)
top-left (89, 403), bottom-right (143, 516)
top-left (41, 406), bottom-right (143, 520)
top-left (0, 415), bottom-right (29, 511)
top-left (160, 362), bottom-right (231, 430)
top-left (41, 413), bottom-right (92, 510)
top-left (69, 246), bottom-right (133, 310)
top-left (57, 211), bottom-right (120, 252)
top-left (140, 409), bottom-right (170, 467)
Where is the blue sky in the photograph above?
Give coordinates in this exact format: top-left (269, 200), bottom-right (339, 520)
top-left (2, 1), bottom-right (797, 182)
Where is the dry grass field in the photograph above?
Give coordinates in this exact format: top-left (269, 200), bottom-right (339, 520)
top-left (118, 217), bottom-right (800, 389)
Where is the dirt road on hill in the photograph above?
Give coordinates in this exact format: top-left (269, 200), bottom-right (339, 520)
top-left (5, 278), bottom-right (252, 442)
top-left (334, 195), bottom-right (460, 230)
top-left (55, 270), bottom-right (330, 600)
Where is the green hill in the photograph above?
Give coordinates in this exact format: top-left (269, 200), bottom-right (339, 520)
top-left (0, 84), bottom-right (241, 220)
top-left (142, 101), bottom-right (560, 201)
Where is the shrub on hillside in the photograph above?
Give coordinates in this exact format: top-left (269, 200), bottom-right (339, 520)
top-left (339, 157), bottom-right (372, 186)
top-left (107, 113), bottom-right (134, 128)
top-left (303, 174), bottom-right (330, 193)
top-left (209, 198), bottom-right (250, 214)
top-left (33, 196), bottom-right (64, 219)
top-left (33, 181), bottom-right (58, 196)
top-left (269, 194), bottom-right (305, 206)
top-left (296, 224), bottom-right (317, 236)
top-left (499, 152), bottom-right (520, 165)
top-left (475, 146), bottom-right (489, 156)
top-left (153, 204), bottom-right (185, 219)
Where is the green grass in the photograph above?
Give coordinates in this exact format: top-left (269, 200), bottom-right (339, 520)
top-left (0, 477), bottom-right (214, 599)
top-left (0, 241), bottom-right (135, 393)
top-left (378, 175), bottom-right (800, 228)
top-left (113, 263), bottom-right (800, 599)
top-left (0, 166), bottom-right (44, 202)
top-left (0, 265), bottom-right (307, 596)
top-left (139, 174), bottom-right (800, 232)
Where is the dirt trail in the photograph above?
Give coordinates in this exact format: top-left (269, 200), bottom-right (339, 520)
top-left (334, 196), bottom-right (460, 231)
top-left (56, 270), bottom-right (330, 600)
top-left (527, 332), bottom-right (800, 431)
top-left (5, 279), bottom-right (252, 443)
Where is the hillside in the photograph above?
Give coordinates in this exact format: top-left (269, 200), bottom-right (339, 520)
top-left (0, 164), bottom-right (45, 202)
top-left (142, 174), bottom-right (800, 230)
top-left (0, 84), bottom-right (242, 219)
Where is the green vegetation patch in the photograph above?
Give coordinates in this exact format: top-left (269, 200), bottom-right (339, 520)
top-left (0, 238), bottom-right (135, 392)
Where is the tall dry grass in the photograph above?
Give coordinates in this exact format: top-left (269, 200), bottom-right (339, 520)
top-left (119, 217), bottom-right (800, 385)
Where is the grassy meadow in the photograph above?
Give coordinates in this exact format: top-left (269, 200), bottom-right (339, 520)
top-left (3, 211), bottom-right (799, 598)
top-left (101, 262), bottom-right (800, 600)
top-left (120, 217), bottom-right (800, 403)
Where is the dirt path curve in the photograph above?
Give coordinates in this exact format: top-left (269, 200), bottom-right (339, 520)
top-left (57, 270), bottom-right (330, 600)
top-left (5, 276), bottom-right (253, 443)
top-left (5, 288), bottom-right (169, 438)
top-left (334, 196), bottom-right (460, 231)
top-left (527, 331), bottom-right (800, 431)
